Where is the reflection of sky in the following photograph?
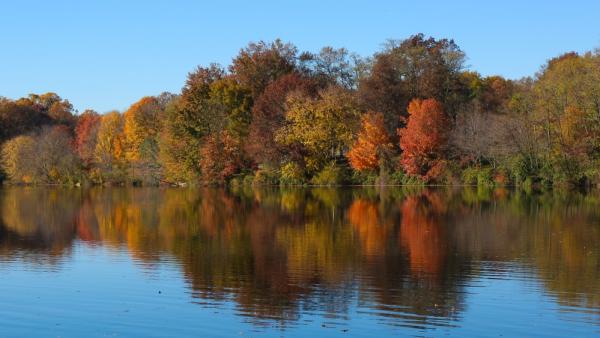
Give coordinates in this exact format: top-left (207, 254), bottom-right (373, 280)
top-left (1, 243), bottom-right (598, 337)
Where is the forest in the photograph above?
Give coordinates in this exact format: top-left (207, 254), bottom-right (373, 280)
top-left (1, 34), bottom-right (600, 188)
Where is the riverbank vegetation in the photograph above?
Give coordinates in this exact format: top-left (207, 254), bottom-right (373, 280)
top-left (2, 34), bottom-right (600, 187)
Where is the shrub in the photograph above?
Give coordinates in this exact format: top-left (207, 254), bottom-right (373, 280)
top-left (243, 174), bottom-right (255, 186)
top-left (311, 163), bottom-right (349, 186)
top-left (389, 169), bottom-right (425, 185)
top-left (349, 170), bottom-right (377, 185)
top-left (461, 167), bottom-right (479, 185)
top-left (279, 162), bottom-right (305, 185)
top-left (252, 165), bottom-right (279, 185)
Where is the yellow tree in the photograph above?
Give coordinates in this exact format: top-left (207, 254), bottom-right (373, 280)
top-left (275, 86), bottom-right (360, 172)
top-left (123, 97), bottom-right (162, 184)
top-left (94, 111), bottom-right (126, 183)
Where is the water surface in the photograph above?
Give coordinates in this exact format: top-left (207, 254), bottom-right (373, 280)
top-left (0, 187), bottom-right (599, 337)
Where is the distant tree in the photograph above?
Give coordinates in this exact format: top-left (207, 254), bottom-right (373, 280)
top-left (199, 131), bottom-right (243, 184)
top-left (94, 111), bottom-right (126, 183)
top-left (75, 110), bottom-right (101, 168)
top-left (159, 65), bottom-right (225, 182)
top-left (159, 98), bottom-right (198, 183)
top-left (359, 34), bottom-right (467, 134)
top-left (398, 98), bottom-right (449, 180)
top-left (1, 126), bottom-right (79, 184)
top-left (299, 46), bottom-right (362, 89)
top-left (26, 92), bottom-right (76, 127)
top-left (246, 73), bottom-right (320, 166)
top-left (207, 77), bottom-right (253, 140)
top-left (229, 39), bottom-right (298, 98)
top-left (1, 134), bottom-right (36, 183)
top-left (347, 112), bottom-right (393, 172)
top-left (124, 96), bottom-right (163, 184)
top-left (34, 126), bottom-right (80, 183)
top-left (0, 97), bottom-right (52, 143)
top-left (180, 64), bottom-right (226, 138)
top-left (276, 86), bottom-right (361, 172)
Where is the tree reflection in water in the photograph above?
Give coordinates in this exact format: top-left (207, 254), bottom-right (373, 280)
top-left (0, 186), bottom-right (599, 328)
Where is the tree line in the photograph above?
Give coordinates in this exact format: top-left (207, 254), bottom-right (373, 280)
top-left (2, 34), bottom-right (600, 187)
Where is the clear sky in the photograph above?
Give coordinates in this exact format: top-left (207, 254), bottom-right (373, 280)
top-left (1, 0), bottom-right (599, 113)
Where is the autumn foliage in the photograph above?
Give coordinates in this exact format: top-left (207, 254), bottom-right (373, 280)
top-left (199, 131), bottom-right (243, 184)
top-left (2, 36), bottom-right (600, 187)
top-left (74, 110), bottom-right (101, 167)
top-left (398, 98), bottom-right (449, 180)
top-left (347, 112), bottom-right (393, 171)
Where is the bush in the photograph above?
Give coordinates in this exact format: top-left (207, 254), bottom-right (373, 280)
top-left (349, 170), bottom-right (377, 185)
top-left (279, 162), bottom-right (305, 185)
top-left (389, 169), bottom-right (425, 185)
top-left (508, 154), bottom-right (542, 186)
top-left (461, 167), bottom-right (479, 185)
top-left (252, 165), bottom-right (279, 185)
top-left (242, 174), bottom-right (255, 186)
top-left (461, 166), bottom-right (495, 187)
top-left (311, 163), bottom-right (349, 186)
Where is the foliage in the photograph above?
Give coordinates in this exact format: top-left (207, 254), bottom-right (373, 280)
top-left (94, 111), bottom-right (127, 184)
top-left (199, 131), bottom-right (244, 184)
top-left (1, 126), bottom-right (80, 184)
top-left (124, 97), bottom-right (164, 184)
top-left (310, 163), bottom-right (350, 186)
top-left (3, 38), bottom-right (600, 188)
top-left (461, 166), bottom-right (495, 186)
top-left (252, 164), bottom-right (280, 185)
top-left (75, 110), bottom-right (101, 168)
top-left (246, 73), bottom-right (320, 166)
top-left (398, 98), bottom-right (449, 181)
top-left (359, 34), bottom-right (467, 134)
top-left (276, 86), bottom-right (361, 172)
top-left (279, 162), bottom-right (306, 185)
top-left (229, 39), bottom-right (298, 97)
top-left (347, 112), bottom-right (393, 172)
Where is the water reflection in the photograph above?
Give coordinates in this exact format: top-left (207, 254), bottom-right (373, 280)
top-left (0, 186), bottom-right (599, 332)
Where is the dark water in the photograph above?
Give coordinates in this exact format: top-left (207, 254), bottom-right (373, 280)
top-left (0, 187), bottom-right (599, 337)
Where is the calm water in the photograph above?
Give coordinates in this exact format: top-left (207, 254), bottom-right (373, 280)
top-left (0, 187), bottom-right (599, 337)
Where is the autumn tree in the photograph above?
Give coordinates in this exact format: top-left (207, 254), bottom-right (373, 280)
top-left (199, 131), bottom-right (243, 184)
top-left (229, 39), bottom-right (298, 98)
top-left (159, 65), bottom-right (224, 182)
top-left (398, 98), bottom-right (449, 180)
top-left (450, 74), bottom-right (516, 166)
top-left (1, 134), bottom-right (36, 183)
top-left (359, 34), bottom-right (467, 134)
top-left (246, 73), bottom-right (320, 166)
top-left (207, 77), bottom-right (253, 141)
top-left (0, 97), bottom-right (52, 143)
top-left (26, 92), bottom-right (76, 127)
top-left (75, 110), bottom-right (101, 168)
top-left (94, 111), bottom-right (126, 184)
top-left (159, 98), bottom-right (197, 183)
top-left (531, 51), bottom-right (600, 183)
top-left (299, 46), bottom-right (363, 89)
top-left (34, 126), bottom-right (81, 183)
top-left (347, 112), bottom-right (393, 172)
top-left (123, 96), bottom-right (163, 184)
top-left (276, 86), bottom-right (361, 172)
top-left (1, 126), bottom-right (80, 184)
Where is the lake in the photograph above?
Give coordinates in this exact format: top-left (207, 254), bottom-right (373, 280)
top-left (0, 186), bottom-right (599, 337)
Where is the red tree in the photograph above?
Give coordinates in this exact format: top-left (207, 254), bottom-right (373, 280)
top-left (74, 110), bottom-right (101, 167)
top-left (398, 98), bottom-right (448, 180)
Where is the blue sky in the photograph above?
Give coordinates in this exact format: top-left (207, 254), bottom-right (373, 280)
top-left (1, 0), bottom-right (599, 113)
